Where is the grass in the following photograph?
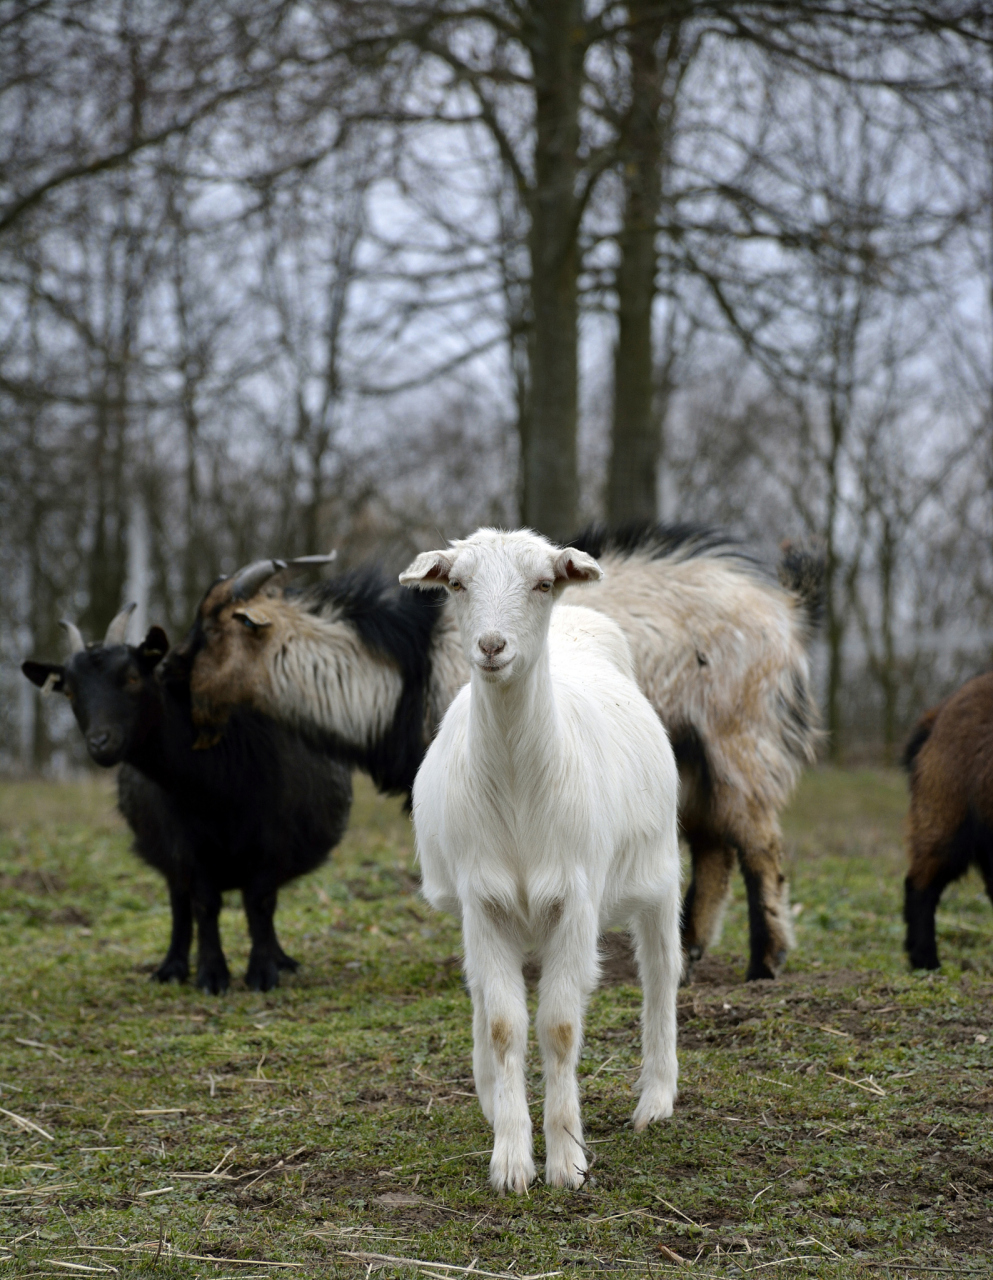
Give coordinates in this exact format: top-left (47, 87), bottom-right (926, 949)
top-left (0, 767), bottom-right (991, 1279)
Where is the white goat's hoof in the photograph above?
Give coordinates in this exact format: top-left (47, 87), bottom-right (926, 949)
top-left (632, 1085), bottom-right (675, 1131)
top-left (489, 1144), bottom-right (535, 1195)
top-left (545, 1151), bottom-right (588, 1189)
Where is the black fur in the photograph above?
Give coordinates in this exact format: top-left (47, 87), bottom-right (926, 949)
top-left (22, 634), bottom-right (351, 994)
top-left (737, 853), bottom-right (777, 982)
top-left (777, 541), bottom-right (826, 629)
top-left (669, 723), bottom-right (713, 800)
top-left (901, 713), bottom-right (937, 773)
top-left (569, 519), bottom-right (757, 568)
top-left (904, 812), bottom-right (989, 970)
top-left (297, 568), bottom-right (448, 797)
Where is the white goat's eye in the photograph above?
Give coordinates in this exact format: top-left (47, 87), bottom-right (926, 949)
top-left (535, 580), bottom-right (553, 593)
top-left (449, 580), bottom-right (464, 593)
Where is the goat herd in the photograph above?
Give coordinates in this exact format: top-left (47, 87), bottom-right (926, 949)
top-left (20, 521), bottom-right (993, 1194)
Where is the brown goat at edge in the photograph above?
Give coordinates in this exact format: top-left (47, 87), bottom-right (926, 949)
top-left (903, 671), bottom-right (993, 970)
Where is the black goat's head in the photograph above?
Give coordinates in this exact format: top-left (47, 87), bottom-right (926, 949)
top-left (22, 606), bottom-right (170, 767)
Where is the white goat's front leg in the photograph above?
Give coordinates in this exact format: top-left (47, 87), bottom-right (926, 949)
top-left (469, 980), bottom-right (495, 1124)
top-left (631, 888), bottom-right (681, 1131)
top-left (463, 907), bottom-right (533, 1194)
top-left (536, 906), bottom-right (599, 1189)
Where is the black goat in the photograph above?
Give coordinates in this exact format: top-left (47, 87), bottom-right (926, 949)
top-left (22, 607), bottom-right (352, 993)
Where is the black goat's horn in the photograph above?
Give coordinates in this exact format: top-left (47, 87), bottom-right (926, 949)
top-left (59, 619), bottom-right (85, 654)
top-left (229, 559), bottom-right (287, 601)
top-left (104, 602), bottom-right (137, 645)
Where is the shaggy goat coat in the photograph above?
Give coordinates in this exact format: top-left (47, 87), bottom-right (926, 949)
top-left (184, 522), bottom-right (821, 980)
top-left (402, 531), bottom-right (681, 1194)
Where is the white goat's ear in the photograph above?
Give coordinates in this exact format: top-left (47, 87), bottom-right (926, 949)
top-left (399, 550), bottom-right (455, 589)
top-left (552, 547), bottom-right (602, 585)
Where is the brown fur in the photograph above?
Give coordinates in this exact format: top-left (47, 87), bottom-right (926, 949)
top-left (490, 1018), bottom-right (512, 1060)
top-left (545, 1023), bottom-right (575, 1061)
top-left (903, 672), bottom-right (993, 969)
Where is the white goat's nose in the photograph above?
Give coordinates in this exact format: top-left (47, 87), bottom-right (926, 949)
top-left (478, 633), bottom-right (506, 657)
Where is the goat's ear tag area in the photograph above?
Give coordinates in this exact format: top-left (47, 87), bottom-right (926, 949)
top-left (399, 550), bottom-right (454, 589)
top-left (552, 548), bottom-right (603, 585)
top-left (21, 661), bottom-right (66, 693)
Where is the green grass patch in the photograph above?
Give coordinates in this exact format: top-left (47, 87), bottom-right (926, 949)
top-left (0, 769), bottom-right (990, 1278)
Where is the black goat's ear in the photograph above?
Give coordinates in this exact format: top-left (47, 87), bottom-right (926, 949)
top-left (136, 626), bottom-right (169, 670)
top-left (22, 661), bottom-right (66, 694)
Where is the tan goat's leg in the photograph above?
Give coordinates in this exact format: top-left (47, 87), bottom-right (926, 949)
top-left (680, 833), bottom-right (735, 979)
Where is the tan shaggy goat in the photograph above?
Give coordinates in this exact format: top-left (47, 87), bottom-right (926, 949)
top-left (179, 523), bottom-right (823, 981)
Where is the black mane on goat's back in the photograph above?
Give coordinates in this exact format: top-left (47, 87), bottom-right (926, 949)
top-left (568, 519), bottom-right (757, 569)
top-left (302, 566), bottom-right (446, 684)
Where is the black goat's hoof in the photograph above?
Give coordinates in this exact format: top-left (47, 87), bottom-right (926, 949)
top-left (245, 959), bottom-right (281, 992)
top-left (196, 963), bottom-right (230, 995)
top-left (908, 955), bottom-right (940, 972)
top-left (151, 958), bottom-right (189, 984)
top-left (275, 952), bottom-right (299, 972)
top-left (745, 960), bottom-right (776, 981)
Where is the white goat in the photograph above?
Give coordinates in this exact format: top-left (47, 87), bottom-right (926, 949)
top-left (400, 529), bottom-right (681, 1194)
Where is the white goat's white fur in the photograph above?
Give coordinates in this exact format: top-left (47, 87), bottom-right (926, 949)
top-left (402, 529), bottom-right (682, 1194)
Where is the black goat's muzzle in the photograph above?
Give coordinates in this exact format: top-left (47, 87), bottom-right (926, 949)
top-left (86, 729), bottom-right (125, 767)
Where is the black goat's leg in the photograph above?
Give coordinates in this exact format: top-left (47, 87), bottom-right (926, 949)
top-left (152, 886), bottom-right (192, 983)
top-left (242, 886), bottom-right (293, 992)
top-left (193, 884), bottom-right (230, 994)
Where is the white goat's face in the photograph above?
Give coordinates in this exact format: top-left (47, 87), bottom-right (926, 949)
top-left (400, 529), bottom-right (602, 683)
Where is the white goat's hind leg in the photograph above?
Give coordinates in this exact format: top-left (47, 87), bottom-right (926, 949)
top-left (470, 981), bottom-right (496, 1124)
top-left (631, 888), bottom-right (681, 1132)
top-left (463, 910), bottom-right (533, 1194)
top-left (536, 912), bottom-right (599, 1188)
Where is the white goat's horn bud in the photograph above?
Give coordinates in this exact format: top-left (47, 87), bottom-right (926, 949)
top-left (104, 602), bottom-right (137, 646)
top-left (60, 619), bottom-right (86, 654)
top-left (230, 559), bottom-right (287, 601)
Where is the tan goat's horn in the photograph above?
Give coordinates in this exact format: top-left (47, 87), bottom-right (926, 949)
top-left (285, 552), bottom-right (337, 568)
top-left (104, 602), bottom-right (137, 645)
top-left (229, 551), bottom-right (337, 601)
top-left (229, 559), bottom-right (287, 601)
top-left (60, 619), bottom-right (86, 654)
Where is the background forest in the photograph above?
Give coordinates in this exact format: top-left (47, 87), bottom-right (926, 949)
top-left (1, 0), bottom-right (991, 770)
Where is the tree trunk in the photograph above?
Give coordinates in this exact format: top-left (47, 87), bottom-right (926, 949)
top-left (608, 4), bottom-right (673, 524)
top-left (824, 395), bottom-right (846, 763)
top-left (521, 0), bottom-right (585, 541)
